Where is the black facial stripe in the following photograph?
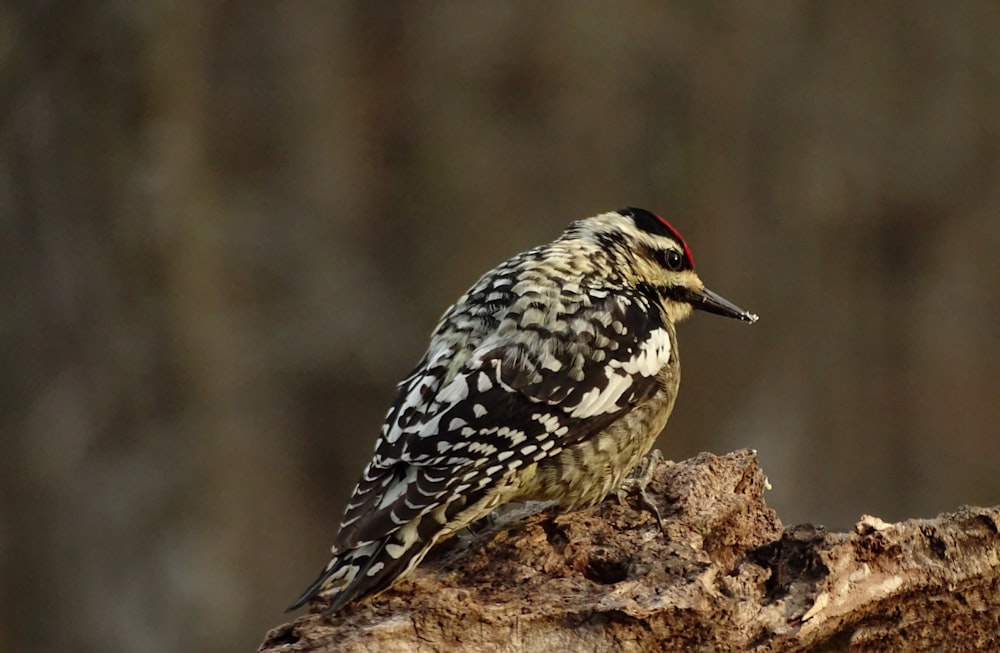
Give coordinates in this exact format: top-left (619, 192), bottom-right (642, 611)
top-left (619, 206), bottom-right (695, 269)
top-left (637, 242), bottom-right (690, 272)
top-left (657, 286), bottom-right (681, 304)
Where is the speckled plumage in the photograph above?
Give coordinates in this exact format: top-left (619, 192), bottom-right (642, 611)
top-left (289, 208), bottom-right (757, 613)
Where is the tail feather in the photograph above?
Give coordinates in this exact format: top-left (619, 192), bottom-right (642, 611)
top-left (286, 522), bottom-right (439, 613)
top-left (323, 540), bottom-right (412, 614)
top-left (285, 552), bottom-right (355, 612)
top-left (288, 489), bottom-right (500, 613)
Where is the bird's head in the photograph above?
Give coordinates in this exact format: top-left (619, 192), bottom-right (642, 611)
top-left (577, 207), bottom-right (759, 326)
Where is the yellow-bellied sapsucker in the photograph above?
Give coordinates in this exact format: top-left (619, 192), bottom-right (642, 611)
top-left (289, 207), bottom-right (758, 613)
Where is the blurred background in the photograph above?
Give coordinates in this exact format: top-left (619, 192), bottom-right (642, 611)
top-left (3, 2), bottom-right (999, 652)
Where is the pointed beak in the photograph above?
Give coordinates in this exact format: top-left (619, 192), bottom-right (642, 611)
top-left (685, 286), bottom-right (758, 324)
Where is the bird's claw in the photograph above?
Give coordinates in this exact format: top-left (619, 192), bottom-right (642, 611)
top-left (615, 450), bottom-right (666, 532)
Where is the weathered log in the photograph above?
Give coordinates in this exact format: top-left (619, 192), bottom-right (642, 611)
top-left (259, 450), bottom-right (1000, 652)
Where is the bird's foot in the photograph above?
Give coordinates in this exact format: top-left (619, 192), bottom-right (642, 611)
top-left (463, 510), bottom-right (498, 536)
top-left (615, 449), bottom-right (666, 532)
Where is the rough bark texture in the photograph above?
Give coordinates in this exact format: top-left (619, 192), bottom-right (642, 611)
top-left (258, 451), bottom-right (1000, 652)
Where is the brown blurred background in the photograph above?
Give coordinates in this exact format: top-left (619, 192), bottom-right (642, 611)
top-left (2, 2), bottom-right (999, 652)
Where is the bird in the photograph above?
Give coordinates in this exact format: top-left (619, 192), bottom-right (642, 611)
top-left (288, 207), bottom-right (758, 614)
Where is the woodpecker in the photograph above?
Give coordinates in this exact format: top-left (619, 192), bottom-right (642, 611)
top-left (289, 207), bottom-right (757, 614)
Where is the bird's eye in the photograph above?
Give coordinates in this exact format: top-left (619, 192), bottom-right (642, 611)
top-left (659, 249), bottom-right (684, 271)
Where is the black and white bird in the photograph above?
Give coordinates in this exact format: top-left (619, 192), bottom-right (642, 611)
top-left (289, 207), bottom-right (757, 613)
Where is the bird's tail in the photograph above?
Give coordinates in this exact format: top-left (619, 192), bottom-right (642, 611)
top-left (286, 521), bottom-right (441, 613)
top-left (288, 486), bottom-right (505, 613)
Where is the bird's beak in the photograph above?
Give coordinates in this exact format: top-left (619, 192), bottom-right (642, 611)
top-left (685, 286), bottom-right (758, 324)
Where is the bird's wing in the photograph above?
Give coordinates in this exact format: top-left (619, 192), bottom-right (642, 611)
top-left (335, 289), bottom-right (673, 549)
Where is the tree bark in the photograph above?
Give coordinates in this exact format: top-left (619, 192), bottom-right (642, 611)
top-left (258, 450), bottom-right (1000, 652)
